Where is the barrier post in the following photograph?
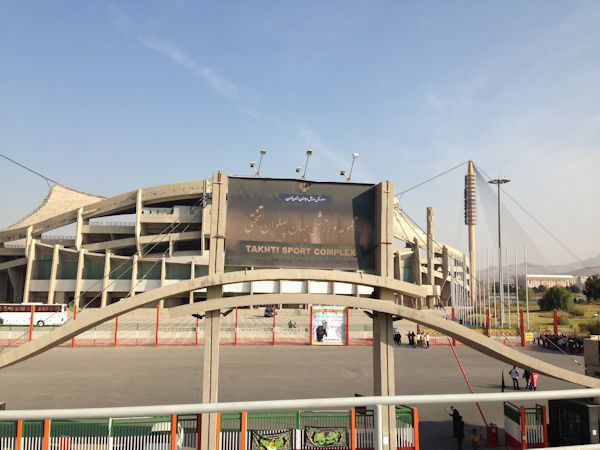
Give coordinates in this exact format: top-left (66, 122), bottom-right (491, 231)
top-left (196, 414), bottom-right (202, 450)
top-left (520, 406), bottom-right (527, 449)
top-left (234, 307), bottom-right (238, 345)
top-left (170, 414), bottom-right (178, 450)
top-left (28, 305), bottom-right (35, 342)
top-left (16, 419), bottom-right (23, 450)
top-left (553, 309), bottom-right (558, 335)
top-left (413, 407), bottom-right (420, 450)
top-left (345, 307), bottom-right (350, 346)
top-left (195, 317), bottom-right (199, 347)
top-left (272, 305), bottom-right (276, 345)
top-left (309, 305), bottom-right (313, 345)
top-left (114, 316), bottom-right (119, 348)
top-left (519, 310), bottom-right (525, 348)
top-left (71, 305), bottom-right (77, 348)
top-left (43, 418), bottom-right (50, 450)
top-left (216, 413), bottom-right (221, 450)
top-left (451, 307), bottom-right (456, 347)
top-left (155, 304), bottom-right (160, 347)
top-left (485, 307), bottom-right (490, 337)
top-left (240, 411), bottom-right (248, 450)
top-left (350, 408), bottom-right (356, 450)
top-left (541, 405), bottom-right (548, 447)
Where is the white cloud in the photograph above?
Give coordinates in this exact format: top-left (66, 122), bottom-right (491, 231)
top-left (138, 35), bottom-right (239, 100)
top-left (427, 92), bottom-right (445, 113)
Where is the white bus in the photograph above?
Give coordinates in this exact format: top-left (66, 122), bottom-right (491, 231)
top-left (0, 303), bottom-right (68, 327)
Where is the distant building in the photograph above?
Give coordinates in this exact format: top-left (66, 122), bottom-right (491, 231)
top-left (526, 274), bottom-right (575, 289)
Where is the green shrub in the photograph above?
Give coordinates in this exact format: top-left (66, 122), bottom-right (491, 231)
top-left (538, 286), bottom-right (573, 311)
top-left (579, 321), bottom-right (600, 335)
top-left (557, 314), bottom-right (570, 326)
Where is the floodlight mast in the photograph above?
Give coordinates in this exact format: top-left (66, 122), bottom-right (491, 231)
top-left (297, 149), bottom-right (313, 179)
top-left (488, 177), bottom-right (511, 327)
top-left (340, 153), bottom-right (360, 182)
top-left (250, 149), bottom-right (268, 177)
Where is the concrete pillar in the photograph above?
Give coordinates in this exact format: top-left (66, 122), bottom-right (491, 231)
top-left (189, 262), bottom-right (195, 304)
top-left (47, 245), bottom-right (60, 304)
top-left (442, 245), bottom-right (450, 303)
top-left (101, 252), bottom-right (111, 308)
top-left (200, 179), bottom-right (209, 257)
top-left (159, 257), bottom-right (166, 308)
top-left (25, 226), bottom-right (33, 259)
top-left (426, 207), bottom-right (435, 308)
top-left (373, 181), bottom-right (397, 450)
top-left (130, 254), bottom-right (138, 298)
top-left (201, 172), bottom-right (228, 450)
top-left (75, 208), bottom-right (84, 251)
top-left (73, 249), bottom-right (86, 309)
top-left (23, 239), bottom-right (37, 303)
top-left (8, 268), bottom-right (24, 302)
top-left (135, 189), bottom-right (143, 257)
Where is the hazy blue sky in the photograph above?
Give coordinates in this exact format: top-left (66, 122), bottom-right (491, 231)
top-left (1, 1), bottom-right (598, 265)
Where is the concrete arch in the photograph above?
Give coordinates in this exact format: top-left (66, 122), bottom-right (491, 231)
top-left (0, 270), bottom-right (597, 388)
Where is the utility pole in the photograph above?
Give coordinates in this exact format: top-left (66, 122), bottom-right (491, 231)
top-left (488, 178), bottom-right (510, 327)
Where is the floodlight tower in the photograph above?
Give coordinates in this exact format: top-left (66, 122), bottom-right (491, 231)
top-left (488, 176), bottom-right (511, 327)
top-left (340, 153), bottom-right (359, 182)
top-left (464, 161), bottom-right (477, 309)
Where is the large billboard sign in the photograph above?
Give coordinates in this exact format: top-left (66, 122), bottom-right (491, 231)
top-left (225, 177), bottom-right (376, 270)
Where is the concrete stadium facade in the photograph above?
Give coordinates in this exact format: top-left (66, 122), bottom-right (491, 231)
top-left (3, 173), bottom-right (598, 450)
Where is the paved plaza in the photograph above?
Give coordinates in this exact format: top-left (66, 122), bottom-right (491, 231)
top-left (0, 343), bottom-right (584, 449)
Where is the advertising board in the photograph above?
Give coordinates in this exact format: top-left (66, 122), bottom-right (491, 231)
top-left (225, 177), bottom-right (376, 270)
top-left (311, 305), bottom-right (347, 346)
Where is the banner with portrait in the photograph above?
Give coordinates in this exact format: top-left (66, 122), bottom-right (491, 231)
top-left (312, 305), bottom-right (347, 345)
top-left (225, 178), bottom-right (376, 270)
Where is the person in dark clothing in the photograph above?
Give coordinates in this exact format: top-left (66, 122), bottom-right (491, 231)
top-left (455, 418), bottom-right (465, 449)
top-left (316, 321), bottom-right (327, 342)
top-left (448, 406), bottom-right (461, 437)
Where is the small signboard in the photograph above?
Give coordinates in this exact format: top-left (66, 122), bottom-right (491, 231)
top-left (311, 305), bottom-right (347, 345)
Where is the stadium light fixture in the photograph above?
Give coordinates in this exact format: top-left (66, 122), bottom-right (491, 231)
top-left (340, 152), bottom-right (359, 182)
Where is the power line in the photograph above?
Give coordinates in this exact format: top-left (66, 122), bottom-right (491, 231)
top-left (0, 153), bottom-right (60, 186)
top-left (474, 163), bottom-right (584, 266)
top-left (396, 161), bottom-right (468, 197)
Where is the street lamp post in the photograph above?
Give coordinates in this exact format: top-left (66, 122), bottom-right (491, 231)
top-left (488, 178), bottom-right (510, 327)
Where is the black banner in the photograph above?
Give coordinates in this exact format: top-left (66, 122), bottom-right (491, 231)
top-left (225, 178), bottom-right (376, 270)
top-left (304, 427), bottom-right (348, 448)
top-left (251, 430), bottom-right (293, 450)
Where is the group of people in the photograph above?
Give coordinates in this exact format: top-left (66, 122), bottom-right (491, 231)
top-left (448, 406), bottom-right (481, 449)
top-left (535, 332), bottom-right (584, 354)
top-left (405, 330), bottom-right (430, 348)
top-left (508, 366), bottom-right (539, 391)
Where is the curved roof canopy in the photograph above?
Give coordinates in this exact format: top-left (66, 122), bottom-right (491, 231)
top-left (3, 185), bottom-right (103, 233)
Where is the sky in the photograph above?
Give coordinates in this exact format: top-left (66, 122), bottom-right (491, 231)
top-left (1, 1), bottom-right (599, 266)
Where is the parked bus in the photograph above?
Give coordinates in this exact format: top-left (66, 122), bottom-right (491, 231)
top-left (0, 303), bottom-right (68, 326)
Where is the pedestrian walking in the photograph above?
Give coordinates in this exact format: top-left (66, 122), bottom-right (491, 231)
top-left (425, 332), bottom-right (431, 349)
top-left (530, 371), bottom-right (539, 391)
top-left (509, 366), bottom-right (520, 390)
top-left (448, 406), bottom-right (461, 437)
top-left (523, 369), bottom-right (531, 390)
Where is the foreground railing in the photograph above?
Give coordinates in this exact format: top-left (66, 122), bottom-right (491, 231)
top-left (2, 389), bottom-right (600, 450)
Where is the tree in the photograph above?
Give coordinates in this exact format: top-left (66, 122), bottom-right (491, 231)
top-left (568, 284), bottom-right (581, 294)
top-left (583, 274), bottom-right (600, 302)
top-left (538, 286), bottom-right (573, 311)
top-left (533, 284), bottom-right (547, 294)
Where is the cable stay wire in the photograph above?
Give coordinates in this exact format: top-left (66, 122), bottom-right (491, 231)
top-left (1, 193), bottom-right (210, 348)
top-left (474, 163), bottom-right (584, 267)
top-left (0, 153), bottom-right (60, 187)
top-left (396, 161), bottom-right (468, 197)
top-left (397, 205), bottom-right (584, 369)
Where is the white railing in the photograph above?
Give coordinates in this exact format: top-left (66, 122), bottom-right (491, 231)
top-left (2, 389), bottom-right (600, 450)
